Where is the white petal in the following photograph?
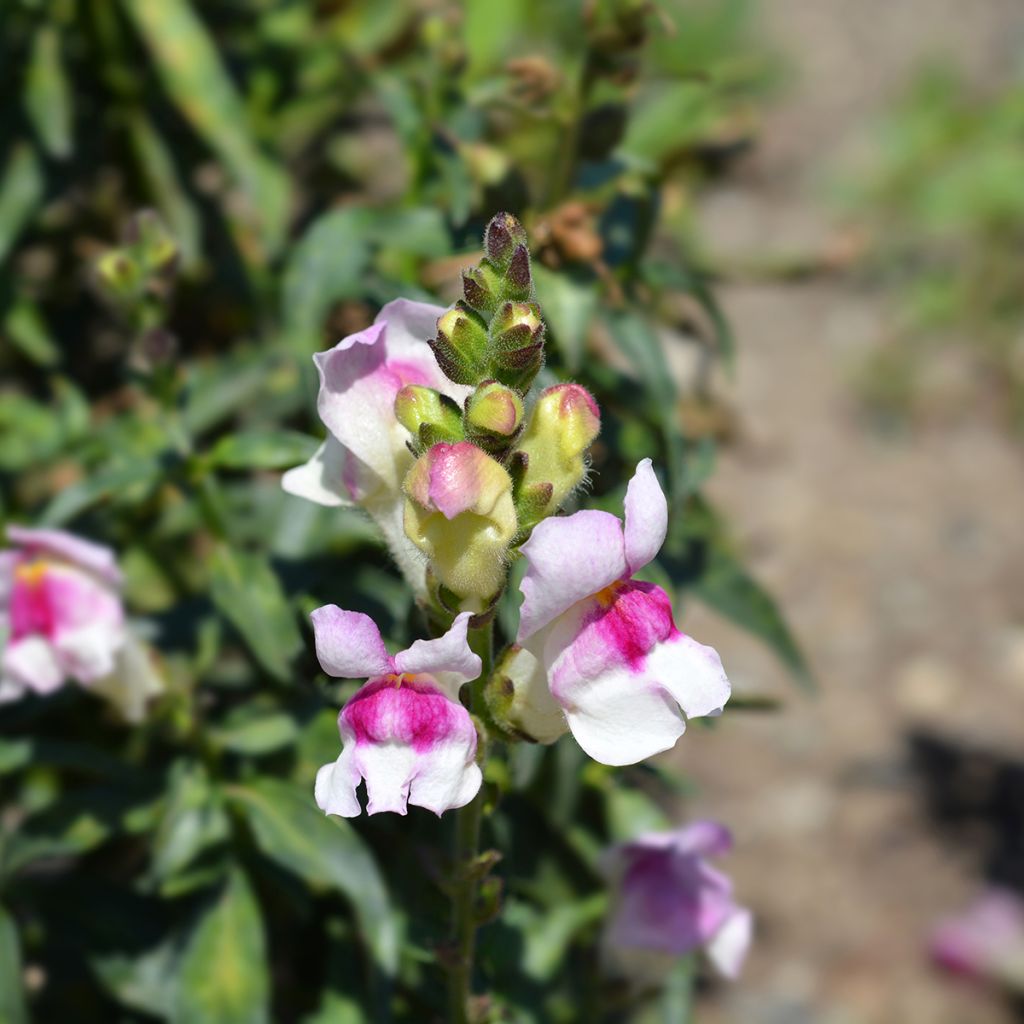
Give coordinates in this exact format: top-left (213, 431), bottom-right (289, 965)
top-left (315, 751), bottom-right (363, 817)
top-left (363, 492), bottom-right (429, 600)
top-left (706, 906), bottom-right (753, 979)
top-left (310, 606), bottom-right (393, 679)
top-left (0, 676), bottom-right (27, 704)
top-left (394, 611), bottom-right (480, 691)
top-left (499, 644), bottom-right (567, 744)
top-left (54, 624), bottom-right (124, 683)
top-left (3, 636), bottom-right (65, 694)
top-left (646, 634), bottom-right (730, 720)
top-left (7, 526), bottom-right (122, 586)
top-left (623, 458), bottom-right (668, 575)
top-left (517, 510), bottom-right (627, 642)
top-left (85, 632), bottom-right (164, 723)
top-left (281, 437), bottom-right (354, 508)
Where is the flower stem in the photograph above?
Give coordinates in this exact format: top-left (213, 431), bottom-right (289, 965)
top-left (447, 622), bottom-right (493, 1024)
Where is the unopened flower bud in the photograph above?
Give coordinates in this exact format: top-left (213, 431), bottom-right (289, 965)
top-left (489, 301), bottom-right (545, 392)
top-left (485, 645), bottom-right (567, 744)
top-left (485, 212), bottom-right (529, 272)
top-left (126, 209), bottom-right (178, 277)
top-left (95, 249), bottom-right (142, 302)
top-left (403, 442), bottom-right (517, 606)
top-left (430, 302), bottom-right (490, 386)
top-left (395, 385), bottom-right (464, 450)
top-left (515, 383), bottom-right (601, 518)
top-left (465, 381), bottom-right (524, 451)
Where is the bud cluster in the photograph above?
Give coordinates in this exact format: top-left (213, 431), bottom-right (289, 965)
top-left (399, 213), bottom-right (602, 613)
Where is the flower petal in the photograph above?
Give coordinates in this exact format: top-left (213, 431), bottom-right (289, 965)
top-left (393, 611), bottom-right (481, 692)
top-left (645, 633), bottom-right (731, 720)
top-left (7, 526), bottom-right (122, 586)
top-left (85, 632), bottom-right (164, 723)
top-left (706, 906), bottom-right (753, 979)
top-left (281, 437), bottom-right (354, 508)
top-left (363, 492), bottom-right (428, 599)
top-left (315, 751), bottom-right (362, 818)
top-left (517, 510), bottom-right (627, 642)
top-left (53, 624), bottom-right (123, 683)
top-left (623, 458), bottom-right (668, 575)
top-left (495, 644), bottom-right (567, 744)
top-left (3, 636), bottom-right (64, 694)
top-left (310, 606), bottom-right (394, 678)
top-left (0, 676), bottom-right (26, 704)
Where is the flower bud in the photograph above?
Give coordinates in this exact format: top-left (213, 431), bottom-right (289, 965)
top-left (403, 442), bottom-right (517, 607)
top-left (465, 381), bottom-right (524, 451)
top-left (515, 383), bottom-right (600, 519)
top-left (485, 212), bottom-right (529, 272)
top-left (394, 385), bottom-right (464, 450)
top-left (429, 302), bottom-right (490, 386)
top-left (485, 645), bottom-right (567, 744)
top-left (489, 301), bottom-right (545, 392)
top-left (126, 209), bottom-right (178, 277)
top-left (95, 249), bottom-right (142, 303)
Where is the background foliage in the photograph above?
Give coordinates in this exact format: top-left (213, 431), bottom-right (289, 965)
top-left (0, 1), bottom-right (803, 1020)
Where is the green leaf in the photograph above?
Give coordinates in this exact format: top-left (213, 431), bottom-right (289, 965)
top-left (501, 895), bottom-right (606, 982)
top-left (532, 266), bottom-right (597, 373)
top-left (173, 869), bottom-right (270, 1024)
top-left (39, 459), bottom-right (160, 526)
top-left (226, 778), bottom-right (398, 973)
top-left (24, 26), bottom-right (72, 160)
top-left (3, 297), bottom-right (59, 367)
top-left (281, 207), bottom-right (372, 349)
top-left (605, 309), bottom-right (676, 412)
top-left (210, 710), bottom-right (299, 755)
top-left (209, 547), bottom-right (303, 682)
top-left (0, 904), bottom-right (28, 1024)
top-left (92, 940), bottom-right (177, 1019)
top-left (0, 143), bottom-right (44, 267)
top-left (208, 430), bottom-right (319, 471)
top-left (120, 0), bottom-right (290, 257)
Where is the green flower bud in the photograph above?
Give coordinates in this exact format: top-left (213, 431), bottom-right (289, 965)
top-left (488, 301), bottom-right (545, 392)
top-left (484, 212), bottom-right (529, 271)
top-left (95, 249), bottom-right (143, 303)
top-left (126, 209), bottom-right (178, 277)
top-left (394, 385), bottom-right (464, 451)
top-left (429, 302), bottom-right (490, 386)
top-left (465, 381), bottom-right (524, 451)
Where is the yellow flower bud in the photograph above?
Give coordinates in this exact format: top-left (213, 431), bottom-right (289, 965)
top-left (465, 381), bottom-right (524, 451)
top-left (403, 442), bottom-right (517, 607)
top-left (516, 383), bottom-right (601, 515)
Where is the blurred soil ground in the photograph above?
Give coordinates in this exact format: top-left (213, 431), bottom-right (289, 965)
top-left (667, 2), bottom-right (1024, 1021)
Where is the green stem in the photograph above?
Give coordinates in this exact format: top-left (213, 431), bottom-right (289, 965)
top-left (447, 622), bottom-right (493, 1024)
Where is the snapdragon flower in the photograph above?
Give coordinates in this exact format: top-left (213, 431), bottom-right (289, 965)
top-left (313, 609), bottom-right (483, 817)
top-left (603, 821), bottom-right (752, 979)
top-left (516, 459), bottom-right (730, 765)
top-left (0, 526), bottom-right (162, 721)
top-left (283, 300), bottom-right (471, 596)
top-left (931, 888), bottom-right (1024, 990)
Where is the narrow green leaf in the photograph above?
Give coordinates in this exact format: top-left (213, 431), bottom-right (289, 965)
top-left (0, 904), bottom-right (28, 1024)
top-left (0, 143), bottom-right (44, 267)
top-left (210, 711), bottom-right (299, 755)
top-left (208, 547), bottom-right (303, 682)
top-left (606, 309), bottom-right (676, 412)
top-left (92, 940), bottom-right (177, 1019)
top-left (208, 430), bottom-right (319, 471)
top-left (24, 26), bottom-right (72, 159)
top-left (3, 297), bottom-right (59, 366)
top-left (532, 266), bottom-right (597, 373)
top-left (120, 0), bottom-right (290, 256)
top-left (151, 763), bottom-right (229, 886)
top-left (39, 459), bottom-right (160, 527)
top-left (227, 778), bottom-right (398, 973)
top-left (173, 869), bottom-right (270, 1024)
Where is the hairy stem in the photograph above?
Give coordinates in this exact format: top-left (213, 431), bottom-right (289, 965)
top-left (447, 622), bottom-right (493, 1024)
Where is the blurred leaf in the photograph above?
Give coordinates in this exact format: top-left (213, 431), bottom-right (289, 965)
top-left (533, 266), bottom-right (597, 373)
top-left (604, 786), bottom-right (669, 841)
top-left (501, 895), bottom-right (606, 982)
top-left (151, 763), bottom-right (229, 886)
top-left (302, 991), bottom-right (366, 1024)
top-left (24, 26), bottom-right (72, 160)
top-left (211, 710), bottom-right (299, 755)
top-left (4, 297), bottom-right (58, 367)
top-left (209, 547), bottom-right (302, 682)
top-left (208, 430), bottom-right (319, 471)
top-left (282, 208), bottom-right (372, 348)
top-left (606, 309), bottom-right (676, 412)
top-left (227, 778), bottom-right (398, 973)
top-left (174, 868), bottom-right (270, 1024)
top-left (121, 0), bottom-right (290, 256)
top-left (92, 939), bottom-right (177, 1019)
top-left (0, 904), bottom-right (28, 1024)
top-left (462, 0), bottom-right (525, 81)
top-left (39, 459), bottom-right (160, 526)
top-left (0, 143), bottom-right (44, 267)
top-left (618, 82), bottom-right (718, 168)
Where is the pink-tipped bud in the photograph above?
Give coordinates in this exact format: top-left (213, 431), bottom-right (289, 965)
top-left (465, 381), bottom-right (524, 450)
top-left (394, 385), bottom-right (464, 450)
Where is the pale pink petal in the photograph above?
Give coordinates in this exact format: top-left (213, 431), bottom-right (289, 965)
top-left (40, 564), bottom-right (123, 636)
top-left (646, 634), bottom-right (731, 721)
top-left (53, 624), bottom-right (124, 683)
top-left (671, 820), bottom-right (734, 859)
top-left (315, 751), bottom-right (363, 817)
top-left (81, 632), bottom-right (163, 722)
top-left (623, 458), bottom-right (668, 575)
top-left (706, 906), bottom-right (753, 979)
top-left (517, 510), bottom-right (627, 642)
top-left (281, 438), bottom-right (354, 508)
top-left (497, 644), bottom-right (567, 744)
top-left (7, 526), bottom-right (122, 586)
top-left (0, 676), bottom-right (26, 704)
top-left (3, 636), bottom-right (65, 694)
top-left (393, 612), bottom-right (481, 692)
top-left (310, 606), bottom-right (394, 679)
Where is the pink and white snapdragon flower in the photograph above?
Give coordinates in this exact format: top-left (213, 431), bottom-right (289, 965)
top-left (516, 459), bottom-right (730, 765)
top-left (931, 888), bottom-right (1024, 991)
top-left (283, 300), bottom-right (471, 596)
top-left (0, 526), bottom-right (161, 721)
top-left (313, 608), bottom-right (482, 817)
top-left (603, 821), bottom-right (752, 979)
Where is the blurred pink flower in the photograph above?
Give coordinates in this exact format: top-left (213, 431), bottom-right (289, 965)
top-left (1, 526), bottom-right (161, 720)
top-left (282, 299), bottom-right (471, 596)
top-left (932, 888), bottom-right (1024, 991)
top-left (603, 821), bottom-right (752, 979)
top-left (516, 459), bottom-right (730, 765)
top-left (312, 608), bottom-right (482, 817)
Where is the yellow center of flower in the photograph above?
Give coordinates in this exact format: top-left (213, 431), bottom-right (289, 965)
top-left (594, 580), bottom-right (625, 608)
top-left (14, 561), bottom-right (49, 587)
